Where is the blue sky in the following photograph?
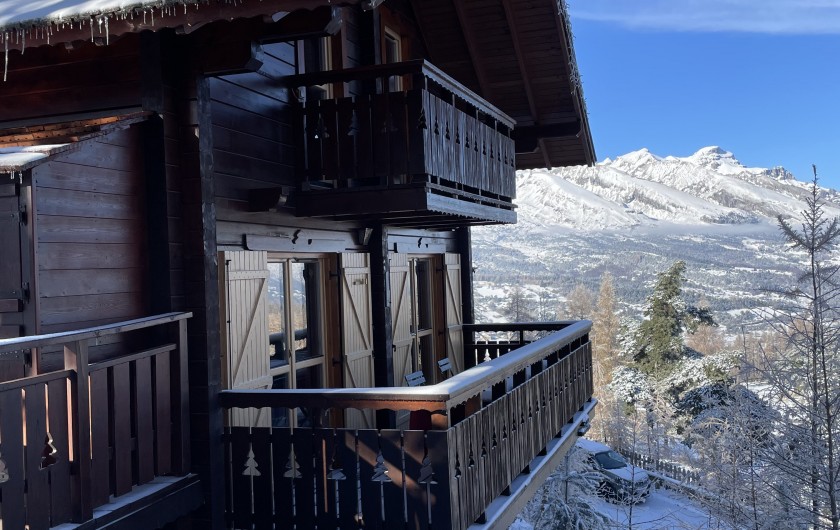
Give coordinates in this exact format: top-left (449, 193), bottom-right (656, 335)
top-left (569, 0), bottom-right (840, 189)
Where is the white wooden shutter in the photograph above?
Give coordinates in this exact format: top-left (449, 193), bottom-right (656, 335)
top-left (390, 253), bottom-right (413, 386)
top-left (220, 251), bottom-right (271, 427)
top-left (340, 253), bottom-right (375, 429)
top-left (443, 253), bottom-right (464, 374)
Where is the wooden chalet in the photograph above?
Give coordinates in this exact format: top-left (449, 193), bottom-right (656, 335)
top-left (0, 0), bottom-right (596, 528)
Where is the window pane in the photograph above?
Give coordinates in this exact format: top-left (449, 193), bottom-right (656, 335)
top-left (295, 366), bottom-right (323, 427)
top-left (267, 262), bottom-right (288, 367)
top-left (291, 261), bottom-right (322, 362)
top-left (271, 374), bottom-right (290, 428)
top-left (415, 260), bottom-right (432, 330)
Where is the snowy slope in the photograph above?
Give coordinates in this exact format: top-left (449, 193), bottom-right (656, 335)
top-left (472, 147), bottom-right (837, 332)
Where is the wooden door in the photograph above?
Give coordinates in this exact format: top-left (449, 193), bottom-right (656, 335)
top-left (219, 251), bottom-right (271, 427)
top-left (443, 253), bottom-right (464, 374)
top-left (340, 253), bottom-right (375, 429)
top-left (0, 182), bottom-right (26, 380)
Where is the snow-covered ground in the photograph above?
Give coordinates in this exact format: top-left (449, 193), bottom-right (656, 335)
top-left (583, 488), bottom-right (723, 529)
top-left (510, 440), bottom-right (728, 530)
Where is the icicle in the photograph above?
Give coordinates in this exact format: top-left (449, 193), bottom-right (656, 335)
top-left (90, 17), bottom-right (94, 42)
top-left (104, 17), bottom-right (109, 46)
top-left (20, 30), bottom-right (24, 55)
top-left (4, 33), bottom-right (9, 83)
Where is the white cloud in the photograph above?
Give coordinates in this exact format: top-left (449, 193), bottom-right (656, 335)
top-left (569, 0), bottom-right (840, 34)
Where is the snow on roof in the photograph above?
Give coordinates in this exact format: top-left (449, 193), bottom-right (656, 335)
top-left (0, 144), bottom-right (70, 173)
top-left (0, 0), bottom-right (189, 28)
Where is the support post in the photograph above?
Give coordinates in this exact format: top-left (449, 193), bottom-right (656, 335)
top-left (369, 224), bottom-right (395, 427)
top-left (65, 340), bottom-right (92, 522)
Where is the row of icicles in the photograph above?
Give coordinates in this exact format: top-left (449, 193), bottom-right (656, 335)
top-left (1, 0), bottom-right (250, 82)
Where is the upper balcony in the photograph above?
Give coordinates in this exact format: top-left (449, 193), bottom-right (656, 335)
top-left (272, 60), bottom-right (518, 227)
top-left (220, 320), bottom-right (595, 530)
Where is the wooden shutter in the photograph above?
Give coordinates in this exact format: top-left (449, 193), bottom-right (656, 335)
top-left (390, 253), bottom-right (413, 386)
top-left (219, 251), bottom-right (270, 427)
top-left (340, 253), bottom-right (375, 429)
top-left (0, 183), bottom-right (25, 381)
top-left (443, 253), bottom-right (464, 374)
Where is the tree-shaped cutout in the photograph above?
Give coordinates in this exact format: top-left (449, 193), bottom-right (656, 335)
top-left (41, 432), bottom-right (58, 469)
top-left (371, 451), bottom-right (391, 483)
top-left (347, 109), bottom-right (359, 137)
top-left (418, 455), bottom-right (436, 485)
top-left (0, 453), bottom-right (8, 483)
top-left (284, 447), bottom-right (301, 479)
top-left (242, 445), bottom-right (260, 477)
top-left (326, 445), bottom-right (345, 481)
top-left (454, 452), bottom-right (462, 479)
top-left (417, 108), bottom-right (427, 130)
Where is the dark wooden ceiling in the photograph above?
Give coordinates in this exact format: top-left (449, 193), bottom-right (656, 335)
top-left (409, 0), bottom-right (595, 169)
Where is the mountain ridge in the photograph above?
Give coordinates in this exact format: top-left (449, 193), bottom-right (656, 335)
top-left (472, 147), bottom-right (837, 333)
top-left (512, 146), bottom-right (839, 232)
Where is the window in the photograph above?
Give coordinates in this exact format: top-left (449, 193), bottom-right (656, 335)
top-left (410, 258), bottom-right (434, 376)
top-left (303, 36), bottom-right (333, 100)
top-left (266, 258), bottom-right (325, 426)
top-left (383, 28), bottom-right (402, 92)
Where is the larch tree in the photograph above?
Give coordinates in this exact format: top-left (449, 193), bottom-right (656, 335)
top-left (591, 273), bottom-right (621, 440)
top-left (760, 167), bottom-right (840, 530)
top-left (564, 283), bottom-right (594, 320)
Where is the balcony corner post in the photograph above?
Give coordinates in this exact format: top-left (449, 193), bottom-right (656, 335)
top-left (65, 339), bottom-right (93, 523)
top-left (173, 317), bottom-right (191, 474)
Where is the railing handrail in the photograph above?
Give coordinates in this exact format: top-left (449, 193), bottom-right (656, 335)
top-left (0, 312), bottom-right (192, 353)
top-left (220, 320), bottom-right (591, 416)
top-left (465, 321), bottom-right (578, 333)
top-left (279, 59), bottom-right (516, 128)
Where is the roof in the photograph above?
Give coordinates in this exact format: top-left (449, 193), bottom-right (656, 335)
top-left (409, 0), bottom-right (595, 169)
top-left (0, 111), bottom-right (149, 173)
top-left (0, 0), bottom-right (358, 52)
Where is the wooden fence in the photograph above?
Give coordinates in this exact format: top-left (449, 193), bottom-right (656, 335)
top-left (0, 312), bottom-right (191, 529)
top-left (221, 320), bottom-right (594, 530)
top-left (618, 447), bottom-right (701, 485)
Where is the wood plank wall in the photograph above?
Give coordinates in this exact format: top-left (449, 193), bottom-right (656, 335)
top-left (33, 128), bottom-right (148, 358)
top-left (0, 37), bottom-right (142, 123)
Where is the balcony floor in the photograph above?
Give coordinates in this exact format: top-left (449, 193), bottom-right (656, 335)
top-left (52, 475), bottom-right (202, 530)
top-left (294, 183), bottom-right (516, 227)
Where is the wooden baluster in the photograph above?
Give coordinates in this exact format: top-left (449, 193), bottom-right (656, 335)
top-left (64, 340), bottom-right (92, 522)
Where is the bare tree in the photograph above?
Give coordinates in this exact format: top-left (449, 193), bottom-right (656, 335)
top-left (760, 167), bottom-right (840, 530)
top-left (564, 282), bottom-right (594, 320)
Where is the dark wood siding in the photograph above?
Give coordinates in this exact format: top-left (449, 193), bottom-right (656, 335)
top-left (33, 127), bottom-right (148, 336)
top-left (0, 37), bottom-right (142, 124)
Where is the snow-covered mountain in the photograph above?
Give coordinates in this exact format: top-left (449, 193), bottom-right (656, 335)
top-left (514, 146), bottom-right (840, 231)
top-left (472, 147), bottom-right (838, 334)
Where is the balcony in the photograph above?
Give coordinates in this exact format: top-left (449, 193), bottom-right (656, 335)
top-left (272, 60), bottom-right (517, 227)
top-left (220, 320), bottom-right (594, 530)
top-left (0, 313), bottom-right (197, 529)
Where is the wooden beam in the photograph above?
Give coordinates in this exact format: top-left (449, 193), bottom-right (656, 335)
top-left (500, 0), bottom-right (539, 125)
top-left (450, 0), bottom-right (493, 101)
top-left (512, 120), bottom-right (582, 154)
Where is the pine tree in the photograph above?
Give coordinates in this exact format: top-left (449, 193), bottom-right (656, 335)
top-left (631, 261), bottom-right (714, 375)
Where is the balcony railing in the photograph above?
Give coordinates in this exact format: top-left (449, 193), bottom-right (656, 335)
top-left (220, 320), bottom-right (593, 530)
top-left (0, 312), bottom-right (192, 528)
top-left (277, 60), bottom-right (517, 225)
